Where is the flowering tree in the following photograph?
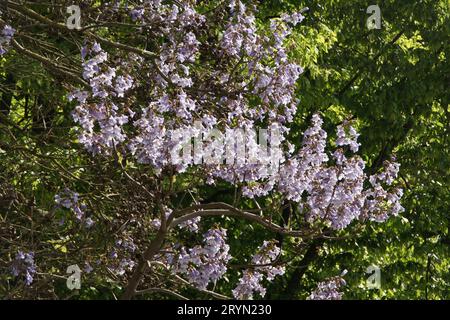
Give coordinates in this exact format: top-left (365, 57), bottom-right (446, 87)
top-left (0, 1), bottom-right (405, 300)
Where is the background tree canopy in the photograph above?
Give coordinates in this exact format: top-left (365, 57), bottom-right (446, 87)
top-left (0, 0), bottom-right (448, 300)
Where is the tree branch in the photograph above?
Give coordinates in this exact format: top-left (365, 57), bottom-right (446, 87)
top-left (170, 202), bottom-right (316, 238)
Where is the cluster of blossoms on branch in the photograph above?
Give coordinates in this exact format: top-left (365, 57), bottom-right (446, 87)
top-left (54, 188), bottom-right (94, 227)
top-left (243, 114), bottom-right (404, 230)
top-left (307, 273), bottom-right (347, 300)
top-left (10, 251), bottom-right (37, 286)
top-left (168, 228), bottom-right (232, 290)
top-left (66, 0), bottom-right (403, 234)
top-left (68, 1), bottom-right (305, 168)
top-left (109, 237), bottom-right (137, 276)
top-left (150, 206), bottom-right (202, 232)
top-left (0, 24), bottom-right (15, 55)
top-left (233, 240), bottom-right (285, 299)
top-left (61, 0), bottom-right (405, 299)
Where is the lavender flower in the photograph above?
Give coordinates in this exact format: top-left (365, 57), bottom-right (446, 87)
top-left (115, 75), bottom-right (134, 97)
top-left (11, 251), bottom-right (37, 285)
top-left (0, 25), bottom-right (15, 55)
top-left (336, 122), bottom-right (360, 153)
top-left (130, 8), bottom-right (145, 21)
top-left (233, 240), bottom-right (284, 299)
top-left (84, 262), bottom-right (93, 274)
top-left (55, 189), bottom-right (95, 226)
top-left (178, 216), bottom-right (201, 233)
top-left (110, 237), bottom-right (137, 275)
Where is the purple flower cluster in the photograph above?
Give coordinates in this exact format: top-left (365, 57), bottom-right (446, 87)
top-left (281, 11), bottom-right (307, 26)
top-left (219, 2), bottom-right (305, 124)
top-left (363, 160), bottom-right (404, 222)
top-left (178, 216), bottom-right (202, 233)
top-left (203, 122), bottom-right (285, 187)
top-left (221, 1), bottom-right (258, 58)
top-left (109, 237), bottom-right (137, 276)
top-left (232, 241), bottom-right (284, 299)
top-left (60, 2), bottom-right (405, 297)
top-left (71, 101), bottom-right (129, 155)
top-left (55, 189), bottom-right (84, 219)
top-left (11, 251), bottom-right (37, 285)
top-left (55, 189), bottom-right (94, 227)
top-left (115, 75), bottom-right (134, 98)
top-left (307, 274), bottom-right (346, 300)
top-left (243, 114), bottom-right (404, 230)
top-left (70, 42), bottom-right (134, 155)
top-left (275, 114), bottom-right (329, 202)
top-left (0, 25), bottom-right (15, 55)
top-left (69, 1), bottom-right (306, 169)
top-left (71, 47), bottom-right (402, 233)
top-left (170, 228), bottom-right (231, 290)
top-left (150, 206), bottom-right (201, 232)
